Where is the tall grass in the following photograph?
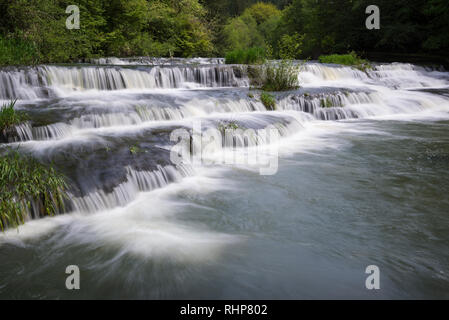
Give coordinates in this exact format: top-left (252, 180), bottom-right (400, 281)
top-left (0, 100), bottom-right (28, 129)
top-left (225, 47), bottom-right (266, 64)
top-left (0, 35), bottom-right (40, 66)
top-left (0, 150), bottom-right (68, 231)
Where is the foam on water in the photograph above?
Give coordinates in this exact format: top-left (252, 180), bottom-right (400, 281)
top-left (0, 166), bottom-right (240, 262)
top-left (2, 60), bottom-right (449, 256)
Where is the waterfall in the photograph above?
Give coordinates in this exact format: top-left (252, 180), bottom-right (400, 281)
top-left (70, 164), bottom-right (193, 213)
top-left (2, 60), bottom-right (448, 222)
top-left (0, 64), bottom-right (248, 99)
top-left (87, 57), bottom-right (225, 66)
top-left (300, 62), bottom-right (449, 89)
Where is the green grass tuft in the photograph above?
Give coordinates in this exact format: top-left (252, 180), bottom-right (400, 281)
top-left (0, 150), bottom-right (68, 231)
top-left (260, 92), bottom-right (276, 110)
top-left (0, 100), bottom-right (29, 141)
top-left (318, 51), bottom-right (371, 71)
top-left (0, 100), bottom-right (27, 128)
top-left (262, 60), bottom-right (300, 92)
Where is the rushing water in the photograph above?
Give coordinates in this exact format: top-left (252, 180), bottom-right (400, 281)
top-left (0, 58), bottom-right (449, 299)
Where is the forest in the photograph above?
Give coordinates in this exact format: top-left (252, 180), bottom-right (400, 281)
top-left (0, 0), bottom-right (448, 65)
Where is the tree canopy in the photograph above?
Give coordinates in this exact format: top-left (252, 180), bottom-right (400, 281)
top-left (0, 0), bottom-right (447, 64)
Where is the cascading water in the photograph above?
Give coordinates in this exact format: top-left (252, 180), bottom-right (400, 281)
top-left (87, 56), bottom-right (225, 66)
top-left (1, 58), bottom-right (449, 299)
top-left (0, 64), bottom-right (247, 100)
top-left (1, 61), bottom-right (448, 213)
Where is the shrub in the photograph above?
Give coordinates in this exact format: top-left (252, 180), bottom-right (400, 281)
top-left (260, 92), bottom-right (276, 110)
top-left (0, 36), bottom-right (40, 66)
top-left (262, 60), bottom-right (300, 91)
top-left (0, 151), bottom-right (68, 230)
top-left (278, 33), bottom-right (304, 60)
top-left (318, 51), bottom-right (371, 71)
top-left (225, 47), bottom-right (266, 64)
top-left (0, 100), bottom-right (29, 142)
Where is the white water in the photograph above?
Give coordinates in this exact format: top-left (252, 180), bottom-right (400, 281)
top-left (88, 56), bottom-right (225, 66)
top-left (1, 60), bottom-right (449, 258)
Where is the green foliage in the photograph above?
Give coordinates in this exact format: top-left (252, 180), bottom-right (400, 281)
top-left (260, 92), bottom-right (276, 110)
top-left (0, 0), bottom-right (214, 64)
top-left (262, 60), bottom-right (300, 91)
top-left (281, 0), bottom-right (449, 58)
top-left (222, 2), bottom-right (280, 53)
top-left (320, 97), bottom-right (333, 108)
top-left (318, 52), bottom-right (371, 71)
top-left (422, 0), bottom-right (449, 51)
top-left (0, 150), bottom-right (67, 231)
top-left (0, 0), bottom-right (447, 64)
top-left (278, 33), bottom-right (304, 60)
top-left (0, 100), bottom-right (28, 137)
top-left (0, 35), bottom-right (39, 66)
top-left (242, 2), bottom-right (281, 25)
top-left (223, 15), bottom-right (264, 51)
top-left (225, 47), bottom-right (266, 64)
top-left (145, 0), bottom-right (214, 57)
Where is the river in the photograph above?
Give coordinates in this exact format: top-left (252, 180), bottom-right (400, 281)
top-left (0, 58), bottom-right (448, 299)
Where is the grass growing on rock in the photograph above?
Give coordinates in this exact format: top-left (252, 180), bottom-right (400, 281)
top-left (248, 60), bottom-right (301, 92)
top-left (0, 100), bottom-right (28, 141)
top-left (218, 120), bottom-right (240, 133)
top-left (260, 92), bottom-right (276, 110)
top-left (262, 60), bottom-right (300, 92)
top-left (320, 97), bottom-right (333, 108)
top-left (0, 150), bottom-right (68, 231)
